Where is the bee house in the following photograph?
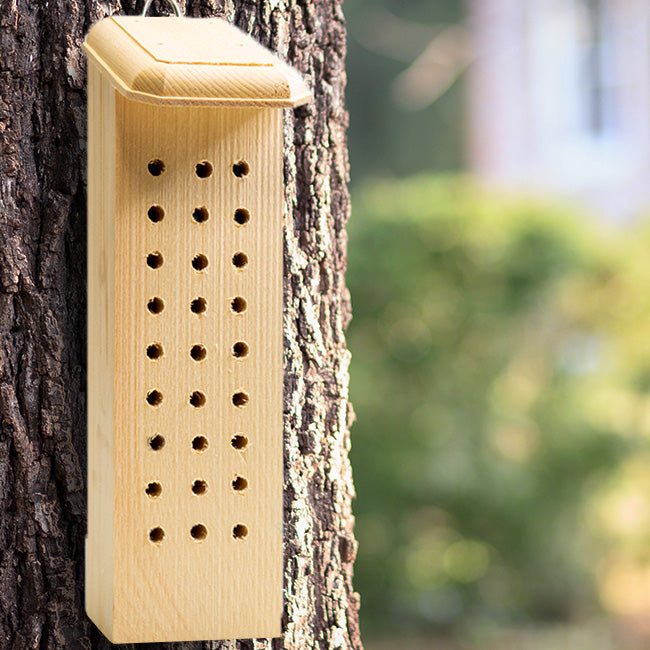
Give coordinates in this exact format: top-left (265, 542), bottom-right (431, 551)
top-left (83, 15), bottom-right (310, 644)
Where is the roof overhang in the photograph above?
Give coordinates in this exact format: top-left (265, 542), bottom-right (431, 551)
top-left (83, 16), bottom-right (312, 107)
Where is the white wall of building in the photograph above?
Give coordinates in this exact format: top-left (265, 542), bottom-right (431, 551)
top-left (468, 0), bottom-right (650, 220)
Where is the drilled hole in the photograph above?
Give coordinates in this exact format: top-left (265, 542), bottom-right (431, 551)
top-left (146, 343), bottom-right (164, 360)
top-left (232, 160), bottom-right (250, 177)
top-left (191, 297), bottom-right (207, 314)
top-left (232, 475), bottom-right (248, 491)
top-left (149, 434), bottom-right (165, 451)
top-left (147, 159), bottom-right (165, 176)
top-left (190, 344), bottom-right (207, 361)
top-left (230, 297), bottom-right (247, 313)
top-left (232, 341), bottom-right (249, 358)
top-left (147, 251), bottom-right (163, 269)
top-left (191, 523), bottom-right (208, 541)
top-left (149, 526), bottom-right (165, 543)
top-left (232, 391), bottom-right (249, 408)
top-left (147, 205), bottom-right (165, 223)
top-left (234, 208), bottom-right (250, 225)
top-left (232, 252), bottom-right (248, 268)
top-left (146, 390), bottom-right (163, 406)
top-left (232, 524), bottom-right (248, 539)
top-left (192, 435), bottom-right (209, 452)
top-left (192, 479), bottom-right (208, 495)
top-left (193, 206), bottom-right (209, 223)
top-left (192, 254), bottom-right (209, 271)
top-left (231, 434), bottom-right (248, 450)
top-left (195, 161), bottom-right (213, 178)
top-left (147, 297), bottom-right (164, 314)
top-left (190, 391), bottom-right (206, 408)
top-left (145, 481), bottom-right (162, 498)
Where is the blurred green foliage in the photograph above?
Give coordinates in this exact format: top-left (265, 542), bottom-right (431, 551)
top-left (345, 0), bottom-right (464, 182)
top-left (347, 175), bottom-right (650, 636)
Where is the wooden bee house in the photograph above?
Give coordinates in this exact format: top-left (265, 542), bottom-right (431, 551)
top-left (83, 15), bottom-right (310, 644)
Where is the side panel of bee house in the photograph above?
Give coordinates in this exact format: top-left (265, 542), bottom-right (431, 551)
top-left (87, 59), bottom-right (117, 640)
top-left (84, 16), bottom-right (310, 644)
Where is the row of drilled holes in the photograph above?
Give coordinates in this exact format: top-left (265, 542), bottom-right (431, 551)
top-left (145, 390), bottom-right (248, 408)
top-left (147, 158), bottom-right (250, 179)
top-left (148, 205), bottom-right (250, 226)
top-left (146, 341), bottom-right (249, 361)
top-left (145, 475), bottom-right (247, 498)
top-left (149, 523), bottom-right (248, 545)
top-left (146, 295), bottom-right (247, 315)
top-left (148, 433), bottom-right (248, 452)
top-left (147, 251), bottom-right (248, 270)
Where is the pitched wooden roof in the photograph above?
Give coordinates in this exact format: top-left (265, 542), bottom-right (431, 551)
top-left (83, 16), bottom-right (311, 107)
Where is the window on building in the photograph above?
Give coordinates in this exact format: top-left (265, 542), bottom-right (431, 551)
top-left (579, 0), bottom-right (619, 137)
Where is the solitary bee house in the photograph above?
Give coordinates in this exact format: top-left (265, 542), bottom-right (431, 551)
top-left (83, 13), bottom-right (310, 644)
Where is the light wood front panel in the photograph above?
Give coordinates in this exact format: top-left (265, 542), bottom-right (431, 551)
top-left (87, 92), bottom-right (283, 643)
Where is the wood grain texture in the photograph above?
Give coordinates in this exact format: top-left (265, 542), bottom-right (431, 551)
top-left (0, 1), bottom-right (360, 649)
top-left (87, 86), bottom-right (285, 641)
top-left (86, 60), bottom-right (116, 640)
top-left (84, 17), bottom-right (311, 107)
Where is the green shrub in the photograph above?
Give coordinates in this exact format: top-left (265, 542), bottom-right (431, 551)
top-left (347, 175), bottom-right (647, 635)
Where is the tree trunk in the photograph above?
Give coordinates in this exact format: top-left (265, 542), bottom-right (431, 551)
top-left (0, 1), bottom-right (360, 648)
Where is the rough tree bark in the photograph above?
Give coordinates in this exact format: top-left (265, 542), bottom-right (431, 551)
top-left (0, 1), bottom-right (360, 648)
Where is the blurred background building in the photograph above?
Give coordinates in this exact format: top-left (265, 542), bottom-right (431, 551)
top-left (468, 0), bottom-right (650, 220)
